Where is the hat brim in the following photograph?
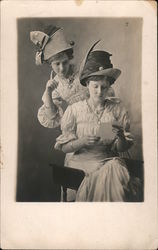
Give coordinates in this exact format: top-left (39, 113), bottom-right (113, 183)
top-left (44, 46), bottom-right (73, 61)
top-left (46, 47), bottom-right (73, 63)
top-left (80, 68), bottom-right (121, 86)
top-left (43, 28), bottom-right (74, 61)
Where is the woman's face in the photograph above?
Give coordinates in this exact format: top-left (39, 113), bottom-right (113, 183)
top-left (50, 53), bottom-right (70, 78)
top-left (87, 77), bottom-right (110, 101)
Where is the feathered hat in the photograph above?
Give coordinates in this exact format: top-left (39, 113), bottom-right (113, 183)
top-left (79, 40), bottom-right (121, 86)
top-left (30, 27), bottom-right (74, 65)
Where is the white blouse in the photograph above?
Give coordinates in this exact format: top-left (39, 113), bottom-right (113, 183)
top-left (55, 99), bottom-right (135, 202)
top-left (37, 66), bottom-right (115, 128)
top-left (55, 98), bottom-right (131, 149)
top-left (37, 70), bottom-right (89, 128)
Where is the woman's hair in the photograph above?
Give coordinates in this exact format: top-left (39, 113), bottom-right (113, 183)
top-left (46, 48), bottom-right (74, 65)
top-left (85, 75), bottom-right (115, 85)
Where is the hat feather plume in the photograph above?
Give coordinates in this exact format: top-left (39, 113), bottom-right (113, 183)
top-left (79, 40), bottom-right (101, 79)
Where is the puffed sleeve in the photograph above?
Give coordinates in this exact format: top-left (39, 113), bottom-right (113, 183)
top-left (112, 101), bottom-right (134, 145)
top-left (37, 104), bottom-right (64, 128)
top-left (54, 105), bottom-right (77, 150)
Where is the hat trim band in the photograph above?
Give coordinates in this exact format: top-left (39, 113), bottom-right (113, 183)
top-left (80, 68), bottom-right (121, 86)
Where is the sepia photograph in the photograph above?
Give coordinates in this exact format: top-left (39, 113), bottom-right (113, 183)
top-left (17, 17), bottom-right (143, 202)
top-left (1, 1), bottom-right (157, 249)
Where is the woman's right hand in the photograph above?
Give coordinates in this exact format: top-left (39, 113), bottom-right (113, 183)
top-left (46, 79), bottom-right (58, 93)
top-left (81, 136), bottom-right (101, 147)
top-left (42, 79), bottom-right (58, 111)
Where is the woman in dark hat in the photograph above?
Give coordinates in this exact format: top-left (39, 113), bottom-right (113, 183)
top-left (54, 41), bottom-right (140, 202)
top-left (30, 27), bottom-right (115, 129)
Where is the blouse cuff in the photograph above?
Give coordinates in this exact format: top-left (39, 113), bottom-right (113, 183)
top-left (113, 131), bottom-right (134, 152)
top-left (55, 133), bottom-right (77, 150)
top-left (124, 131), bottom-right (134, 142)
top-left (44, 105), bottom-right (59, 119)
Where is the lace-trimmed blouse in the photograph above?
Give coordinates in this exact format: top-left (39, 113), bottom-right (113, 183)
top-left (54, 99), bottom-right (134, 202)
top-left (55, 98), bottom-right (131, 150)
top-left (37, 69), bottom-right (89, 128)
top-left (37, 64), bottom-right (116, 129)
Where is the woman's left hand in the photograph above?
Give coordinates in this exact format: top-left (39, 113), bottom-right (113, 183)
top-left (112, 122), bottom-right (134, 151)
top-left (112, 122), bottom-right (124, 139)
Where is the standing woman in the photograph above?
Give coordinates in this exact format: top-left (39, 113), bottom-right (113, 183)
top-left (30, 26), bottom-right (89, 128)
top-left (30, 27), bottom-right (115, 129)
top-left (55, 41), bottom-right (141, 202)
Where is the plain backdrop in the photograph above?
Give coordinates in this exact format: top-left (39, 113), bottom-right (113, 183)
top-left (17, 18), bottom-right (143, 201)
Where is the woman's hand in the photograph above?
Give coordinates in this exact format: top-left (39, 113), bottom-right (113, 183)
top-left (42, 79), bottom-right (58, 114)
top-left (112, 123), bottom-right (124, 138)
top-left (61, 136), bottom-right (100, 153)
top-left (112, 122), bottom-right (134, 152)
top-left (61, 136), bottom-right (112, 154)
top-left (46, 79), bottom-right (58, 93)
top-left (82, 136), bottom-right (114, 147)
top-left (81, 136), bottom-right (101, 147)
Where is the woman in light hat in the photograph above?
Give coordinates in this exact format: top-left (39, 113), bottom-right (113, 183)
top-left (55, 41), bottom-right (141, 202)
top-left (30, 27), bottom-right (115, 128)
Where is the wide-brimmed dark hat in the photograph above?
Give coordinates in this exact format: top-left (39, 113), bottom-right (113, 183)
top-left (79, 40), bottom-right (121, 86)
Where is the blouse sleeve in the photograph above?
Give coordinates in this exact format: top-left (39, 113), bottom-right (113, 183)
top-left (37, 104), bottom-right (64, 128)
top-left (37, 85), bottom-right (64, 128)
top-left (113, 101), bottom-right (134, 145)
top-left (54, 105), bottom-right (77, 150)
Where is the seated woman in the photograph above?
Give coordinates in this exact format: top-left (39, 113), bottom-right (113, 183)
top-left (55, 41), bottom-right (141, 202)
top-left (30, 28), bottom-right (115, 128)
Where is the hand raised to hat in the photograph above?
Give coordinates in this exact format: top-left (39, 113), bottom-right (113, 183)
top-left (46, 79), bottom-right (58, 93)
